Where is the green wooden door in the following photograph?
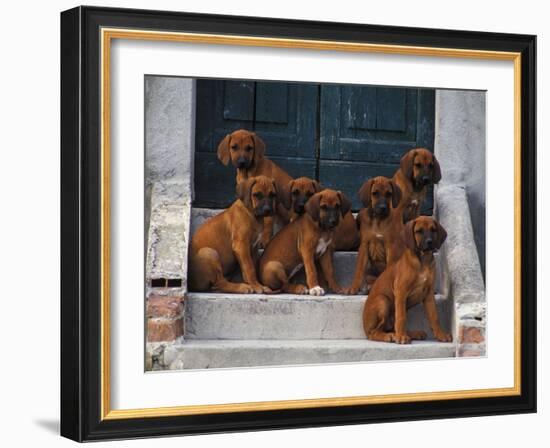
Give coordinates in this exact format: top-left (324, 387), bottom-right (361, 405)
top-left (194, 79), bottom-right (317, 207)
top-left (194, 80), bottom-right (435, 212)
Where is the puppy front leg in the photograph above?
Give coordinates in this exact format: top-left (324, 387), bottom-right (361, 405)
top-left (423, 291), bottom-right (452, 342)
top-left (233, 240), bottom-right (271, 294)
top-left (346, 241), bottom-right (369, 294)
top-left (260, 217), bottom-right (274, 248)
top-left (319, 248), bottom-right (343, 294)
top-left (302, 247), bottom-right (323, 296)
top-left (393, 292), bottom-right (411, 344)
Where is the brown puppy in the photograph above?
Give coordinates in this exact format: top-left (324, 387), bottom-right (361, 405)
top-left (346, 176), bottom-right (404, 295)
top-left (188, 175), bottom-right (277, 294)
top-left (283, 177), bottom-right (359, 251)
top-left (217, 129), bottom-right (292, 245)
top-left (393, 148), bottom-right (441, 222)
top-left (284, 177), bottom-right (322, 221)
top-left (259, 189), bottom-right (351, 295)
top-left (362, 216), bottom-right (452, 344)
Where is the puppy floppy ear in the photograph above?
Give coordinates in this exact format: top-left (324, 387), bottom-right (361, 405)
top-left (236, 178), bottom-right (255, 209)
top-left (305, 192), bottom-right (321, 222)
top-left (252, 133), bottom-right (266, 162)
top-left (434, 219), bottom-right (447, 249)
top-left (271, 179), bottom-right (280, 208)
top-left (400, 150), bottom-right (417, 181)
top-left (217, 134), bottom-right (231, 166)
top-left (390, 180), bottom-right (402, 208)
top-left (402, 220), bottom-right (418, 252)
top-left (358, 179), bottom-right (374, 209)
top-left (432, 154), bottom-right (442, 184)
top-left (312, 180), bottom-right (322, 192)
top-left (337, 191), bottom-right (352, 216)
top-left (278, 179), bottom-right (293, 210)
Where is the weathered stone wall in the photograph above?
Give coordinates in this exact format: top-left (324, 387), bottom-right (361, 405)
top-left (144, 76), bottom-right (196, 189)
top-left (144, 77), bottom-right (196, 353)
top-left (435, 184), bottom-right (486, 357)
top-left (434, 90), bottom-right (486, 274)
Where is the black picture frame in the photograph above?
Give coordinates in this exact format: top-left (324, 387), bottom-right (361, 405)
top-left (61, 5), bottom-right (536, 442)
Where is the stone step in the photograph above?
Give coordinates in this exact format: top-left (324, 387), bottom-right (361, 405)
top-left (163, 339), bottom-right (456, 370)
top-left (184, 293), bottom-right (453, 340)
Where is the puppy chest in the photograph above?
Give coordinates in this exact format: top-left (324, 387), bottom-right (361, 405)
top-left (315, 237), bottom-right (332, 257)
top-left (252, 232), bottom-right (263, 249)
top-left (367, 237), bottom-right (386, 262)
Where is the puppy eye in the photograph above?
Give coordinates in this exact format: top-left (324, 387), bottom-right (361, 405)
top-left (292, 190), bottom-right (299, 196)
top-left (320, 204), bottom-right (328, 210)
top-left (306, 192), bottom-right (313, 197)
top-left (269, 192), bottom-right (276, 198)
top-left (415, 162), bottom-right (422, 168)
top-left (428, 162), bottom-right (434, 169)
top-left (373, 191), bottom-right (380, 197)
top-left (245, 145), bottom-right (253, 151)
top-left (334, 203), bottom-right (340, 209)
top-left (231, 144), bottom-right (238, 150)
top-left (254, 192), bottom-right (263, 199)
top-left (385, 192), bottom-right (392, 197)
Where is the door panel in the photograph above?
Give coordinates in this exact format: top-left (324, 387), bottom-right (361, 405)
top-left (194, 80), bottom-right (317, 207)
top-left (319, 85), bottom-right (435, 212)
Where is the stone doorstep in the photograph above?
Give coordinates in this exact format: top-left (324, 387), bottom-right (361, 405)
top-left (184, 293), bottom-right (452, 341)
top-left (162, 339), bottom-right (457, 370)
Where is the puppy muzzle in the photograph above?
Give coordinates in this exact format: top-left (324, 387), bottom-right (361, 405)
top-left (235, 157), bottom-right (251, 169)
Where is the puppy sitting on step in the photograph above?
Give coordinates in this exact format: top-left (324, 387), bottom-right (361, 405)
top-left (188, 175), bottom-right (277, 294)
top-left (259, 189), bottom-right (351, 295)
top-left (362, 216), bottom-right (452, 344)
top-left (283, 177), bottom-right (359, 251)
top-left (393, 148), bottom-right (441, 223)
top-left (346, 176), bottom-right (404, 295)
top-left (217, 129), bottom-right (292, 246)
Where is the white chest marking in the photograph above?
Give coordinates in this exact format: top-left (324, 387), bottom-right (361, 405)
top-left (253, 233), bottom-right (262, 248)
top-left (315, 238), bottom-right (332, 256)
top-left (289, 263), bottom-right (303, 279)
top-left (375, 233), bottom-right (384, 239)
top-left (411, 199), bottom-right (419, 206)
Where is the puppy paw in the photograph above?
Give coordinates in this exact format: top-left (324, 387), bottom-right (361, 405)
top-left (236, 283), bottom-right (255, 294)
top-left (309, 286), bottom-right (325, 296)
top-left (248, 283), bottom-right (271, 294)
top-left (435, 331), bottom-right (453, 342)
top-left (393, 333), bottom-right (411, 344)
top-left (343, 286), bottom-right (359, 295)
top-left (408, 330), bottom-right (427, 340)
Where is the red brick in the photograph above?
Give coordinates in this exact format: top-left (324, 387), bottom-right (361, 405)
top-left (147, 317), bottom-right (183, 342)
top-left (458, 345), bottom-right (485, 357)
top-left (459, 326), bottom-right (485, 344)
top-left (146, 295), bottom-right (183, 318)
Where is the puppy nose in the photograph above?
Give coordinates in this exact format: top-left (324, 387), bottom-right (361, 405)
top-left (262, 204), bottom-right (271, 214)
top-left (425, 238), bottom-right (433, 248)
top-left (422, 176), bottom-right (431, 185)
top-left (236, 157), bottom-right (247, 168)
top-left (377, 203), bottom-right (387, 211)
top-left (295, 204), bottom-right (305, 213)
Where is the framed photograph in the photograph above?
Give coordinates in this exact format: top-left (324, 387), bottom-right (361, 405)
top-left (60, 6), bottom-right (536, 441)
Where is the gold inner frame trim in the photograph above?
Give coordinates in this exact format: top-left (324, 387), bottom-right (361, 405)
top-left (100, 27), bottom-right (522, 421)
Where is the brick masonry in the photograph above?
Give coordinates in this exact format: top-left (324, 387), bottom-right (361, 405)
top-left (146, 294), bottom-right (185, 342)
